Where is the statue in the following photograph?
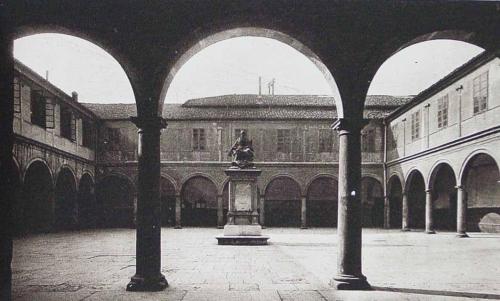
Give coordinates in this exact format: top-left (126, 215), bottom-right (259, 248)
top-left (228, 130), bottom-right (255, 169)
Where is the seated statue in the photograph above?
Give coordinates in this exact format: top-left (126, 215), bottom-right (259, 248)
top-left (228, 130), bottom-right (255, 169)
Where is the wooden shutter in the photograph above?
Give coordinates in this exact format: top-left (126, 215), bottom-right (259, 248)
top-left (45, 98), bottom-right (55, 129)
top-left (13, 77), bottom-right (21, 114)
top-left (71, 113), bottom-right (77, 141)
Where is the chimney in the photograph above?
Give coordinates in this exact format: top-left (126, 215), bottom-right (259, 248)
top-left (71, 91), bottom-right (78, 102)
top-left (258, 76), bottom-right (262, 96)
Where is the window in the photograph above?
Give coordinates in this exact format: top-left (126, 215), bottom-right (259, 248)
top-left (411, 110), bottom-right (420, 141)
top-left (30, 90), bottom-right (46, 128)
top-left (277, 129), bottom-right (291, 153)
top-left (192, 128), bottom-right (206, 151)
top-left (319, 129), bottom-right (333, 152)
top-left (473, 71), bottom-right (488, 114)
top-left (13, 77), bottom-right (21, 114)
top-left (437, 94), bottom-right (449, 128)
top-left (362, 129), bottom-right (375, 152)
top-left (234, 128), bottom-right (247, 139)
top-left (390, 125), bottom-right (398, 149)
top-left (107, 127), bottom-right (121, 150)
top-left (82, 119), bottom-right (94, 148)
top-left (60, 106), bottom-right (73, 140)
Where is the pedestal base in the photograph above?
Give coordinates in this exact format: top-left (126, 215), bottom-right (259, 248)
top-left (223, 224), bottom-right (262, 236)
top-left (216, 235), bottom-right (270, 245)
top-left (126, 274), bottom-right (168, 292)
top-left (330, 274), bottom-right (371, 290)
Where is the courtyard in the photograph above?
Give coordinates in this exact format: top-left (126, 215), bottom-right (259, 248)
top-left (11, 228), bottom-right (500, 301)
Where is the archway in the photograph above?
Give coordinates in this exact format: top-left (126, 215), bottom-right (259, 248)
top-left (461, 153), bottom-right (500, 232)
top-left (160, 177), bottom-right (176, 227)
top-left (22, 160), bottom-right (53, 232)
top-left (361, 177), bottom-right (384, 228)
top-left (77, 173), bottom-right (95, 229)
top-left (55, 167), bottom-right (77, 230)
top-left (181, 176), bottom-right (218, 227)
top-left (429, 163), bottom-right (457, 231)
top-left (388, 175), bottom-right (403, 229)
top-left (306, 176), bottom-right (338, 227)
top-left (265, 176), bottom-right (301, 227)
top-left (406, 170), bottom-right (426, 230)
top-left (95, 175), bottom-right (135, 228)
top-left (161, 28), bottom-right (342, 116)
top-left (9, 159), bottom-right (23, 234)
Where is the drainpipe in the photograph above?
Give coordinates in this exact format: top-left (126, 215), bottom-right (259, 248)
top-left (402, 118), bottom-right (406, 157)
top-left (456, 85), bottom-right (463, 137)
top-left (383, 119), bottom-right (389, 229)
top-left (424, 103), bottom-right (430, 149)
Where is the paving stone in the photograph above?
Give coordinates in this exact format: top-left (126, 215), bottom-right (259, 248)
top-left (11, 228), bottom-right (500, 301)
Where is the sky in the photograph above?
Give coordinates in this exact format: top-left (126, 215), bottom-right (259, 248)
top-left (13, 34), bottom-right (484, 104)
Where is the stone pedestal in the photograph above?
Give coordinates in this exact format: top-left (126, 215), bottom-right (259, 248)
top-left (216, 168), bottom-right (269, 245)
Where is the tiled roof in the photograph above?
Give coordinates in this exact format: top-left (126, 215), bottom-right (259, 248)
top-left (183, 94), bottom-right (412, 108)
top-left (82, 94), bottom-right (412, 121)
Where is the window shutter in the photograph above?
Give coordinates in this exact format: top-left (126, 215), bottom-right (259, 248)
top-left (71, 113), bottom-right (77, 141)
top-left (45, 98), bottom-right (55, 129)
top-left (13, 78), bottom-right (21, 114)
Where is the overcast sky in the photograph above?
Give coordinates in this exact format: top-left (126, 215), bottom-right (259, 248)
top-left (14, 34), bottom-right (483, 104)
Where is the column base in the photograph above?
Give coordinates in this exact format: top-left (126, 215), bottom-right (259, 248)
top-left (174, 225), bottom-right (182, 229)
top-left (300, 226), bottom-right (308, 229)
top-left (401, 228), bottom-right (411, 232)
top-left (126, 274), bottom-right (168, 292)
top-left (217, 225), bottom-right (224, 229)
top-left (456, 232), bottom-right (469, 238)
top-left (425, 230), bottom-right (436, 234)
top-left (330, 274), bottom-right (371, 290)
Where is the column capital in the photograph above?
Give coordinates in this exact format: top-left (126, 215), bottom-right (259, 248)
top-left (130, 116), bottom-right (167, 131)
top-left (455, 185), bottom-right (464, 190)
top-left (425, 189), bottom-right (432, 193)
top-left (331, 118), bottom-right (369, 133)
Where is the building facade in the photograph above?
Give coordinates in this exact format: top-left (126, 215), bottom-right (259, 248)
top-left (10, 52), bottom-right (500, 234)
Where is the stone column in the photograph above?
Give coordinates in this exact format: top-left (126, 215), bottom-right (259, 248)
top-left (301, 196), bottom-right (307, 229)
top-left (383, 196), bottom-right (390, 229)
top-left (425, 189), bottom-right (435, 234)
top-left (456, 185), bottom-right (468, 238)
top-left (330, 118), bottom-right (370, 290)
top-left (217, 194), bottom-right (224, 229)
top-left (259, 194), bottom-right (265, 228)
top-left (127, 116), bottom-right (168, 291)
top-left (402, 193), bottom-right (410, 231)
top-left (0, 17), bottom-right (14, 301)
top-left (174, 194), bottom-right (182, 229)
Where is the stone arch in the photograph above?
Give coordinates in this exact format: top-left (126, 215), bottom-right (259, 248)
top-left (180, 175), bottom-right (218, 227)
top-left (22, 159), bottom-right (54, 232)
top-left (405, 169), bottom-right (426, 230)
top-left (428, 159), bottom-right (457, 190)
top-left (14, 28), bottom-right (137, 100)
top-left (54, 166), bottom-right (78, 230)
top-left (23, 158), bottom-right (54, 187)
top-left (459, 149), bottom-right (500, 186)
top-left (78, 172), bottom-right (96, 229)
top-left (55, 164), bottom-right (78, 191)
top-left (361, 176), bottom-right (384, 228)
top-left (304, 173), bottom-right (338, 196)
top-left (388, 174), bottom-right (403, 229)
top-left (264, 174), bottom-right (303, 197)
top-left (264, 175), bottom-right (302, 227)
top-left (96, 173), bottom-right (136, 228)
top-left (160, 175), bottom-right (177, 227)
top-left (160, 173), bottom-right (179, 195)
top-left (159, 27), bottom-right (342, 116)
top-left (459, 152), bottom-right (500, 232)
top-left (305, 174), bottom-right (338, 227)
top-left (366, 30), bottom-right (490, 94)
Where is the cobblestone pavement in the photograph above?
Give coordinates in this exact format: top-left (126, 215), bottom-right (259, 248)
top-left (11, 228), bottom-right (500, 300)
